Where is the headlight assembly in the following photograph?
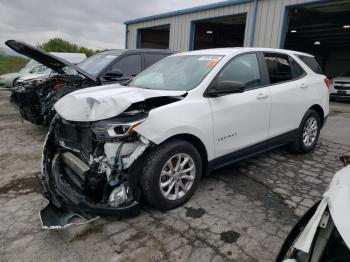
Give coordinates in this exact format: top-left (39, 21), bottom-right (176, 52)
top-left (107, 119), bottom-right (145, 138)
top-left (92, 117), bottom-right (147, 139)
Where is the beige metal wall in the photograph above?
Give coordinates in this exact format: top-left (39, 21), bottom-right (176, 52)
top-left (253, 0), bottom-right (304, 48)
top-left (126, 1), bottom-right (255, 51)
top-left (125, 0), bottom-right (310, 51)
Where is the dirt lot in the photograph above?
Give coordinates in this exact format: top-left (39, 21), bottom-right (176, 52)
top-left (0, 88), bottom-right (349, 262)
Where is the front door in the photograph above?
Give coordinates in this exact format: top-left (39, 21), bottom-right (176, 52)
top-left (209, 53), bottom-right (271, 159)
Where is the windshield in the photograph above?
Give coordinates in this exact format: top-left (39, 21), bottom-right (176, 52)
top-left (20, 60), bottom-right (41, 73)
top-left (341, 69), bottom-right (350, 77)
top-left (129, 55), bottom-right (223, 91)
top-left (78, 52), bottom-right (123, 76)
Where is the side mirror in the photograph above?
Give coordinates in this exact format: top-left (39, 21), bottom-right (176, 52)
top-left (208, 80), bottom-right (244, 96)
top-left (105, 69), bottom-right (123, 79)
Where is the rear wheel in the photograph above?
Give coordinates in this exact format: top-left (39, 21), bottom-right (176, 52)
top-left (290, 109), bottom-right (321, 154)
top-left (140, 139), bottom-right (202, 210)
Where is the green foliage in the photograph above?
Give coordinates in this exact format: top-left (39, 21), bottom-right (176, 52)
top-left (0, 55), bottom-right (28, 75)
top-left (37, 38), bottom-right (96, 57)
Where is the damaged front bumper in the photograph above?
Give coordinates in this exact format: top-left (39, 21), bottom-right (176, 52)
top-left (40, 117), bottom-right (150, 229)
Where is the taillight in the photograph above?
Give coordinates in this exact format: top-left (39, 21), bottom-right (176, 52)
top-left (324, 78), bottom-right (332, 89)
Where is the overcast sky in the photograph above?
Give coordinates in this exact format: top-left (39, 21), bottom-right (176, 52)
top-left (0, 0), bottom-right (218, 50)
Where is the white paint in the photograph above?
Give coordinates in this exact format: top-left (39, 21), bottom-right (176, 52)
top-left (291, 165), bottom-right (350, 254)
top-left (329, 76), bottom-right (350, 96)
top-left (55, 48), bottom-right (329, 163)
top-left (54, 84), bottom-right (186, 122)
top-left (268, 53), bottom-right (329, 138)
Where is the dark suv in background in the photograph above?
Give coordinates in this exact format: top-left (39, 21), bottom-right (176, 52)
top-left (6, 40), bottom-right (174, 125)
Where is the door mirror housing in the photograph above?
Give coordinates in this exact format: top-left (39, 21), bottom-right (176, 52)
top-left (208, 80), bottom-right (245, 96)
top-left (105, 69), bottom-right (123, 79)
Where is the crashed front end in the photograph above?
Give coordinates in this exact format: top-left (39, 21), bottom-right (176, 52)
top-left (41, 113), bottom-right (151, 229)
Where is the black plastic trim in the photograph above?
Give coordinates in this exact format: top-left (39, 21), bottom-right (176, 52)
top-left (208, 129), bottom-right (298, 172)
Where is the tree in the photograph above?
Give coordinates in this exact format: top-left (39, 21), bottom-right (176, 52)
top-left (0, 55), bottom-right (28, 75)
top-left (37, 38), bottom-right (96, 57)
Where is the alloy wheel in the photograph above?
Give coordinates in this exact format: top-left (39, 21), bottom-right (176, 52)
top-left (302, 117), bottom-right (318, 147)
top-left (159, 153), bottom-right (196, 201)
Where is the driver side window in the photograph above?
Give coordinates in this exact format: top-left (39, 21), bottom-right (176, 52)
top-left (218, 53), bottom-right (262, 90)
top-left (111, 54), bottom-right (141, 77)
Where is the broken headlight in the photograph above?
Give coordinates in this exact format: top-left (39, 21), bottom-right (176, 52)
top-left (107, 120), bottom-right (145, 138)
top-left (93, 117), bottom-right (146, 140)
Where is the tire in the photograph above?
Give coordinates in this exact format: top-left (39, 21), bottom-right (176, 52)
top-left (13, 78), bottom-right (19, 87)
top-left (140, 139), bottom-right (202, 210)
top-left (290, 109), bottom-right (321, 154)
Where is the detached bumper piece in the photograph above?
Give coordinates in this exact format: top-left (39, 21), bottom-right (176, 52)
top-left (40, 203), bottom-right (99, 229)
top-left (41, 152), bottom-right (141, 229)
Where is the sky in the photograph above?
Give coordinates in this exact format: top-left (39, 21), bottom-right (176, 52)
top-left (0, 0), bottom-right (218, 51)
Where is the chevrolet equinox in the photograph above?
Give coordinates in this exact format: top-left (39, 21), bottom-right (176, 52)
top-left (40, 48), bottom-right (330, 228)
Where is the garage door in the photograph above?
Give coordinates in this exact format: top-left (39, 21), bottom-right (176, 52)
top-left (138, 25), bottom-right (170, 49)
top-left (191, 14), bottom-right (247, 50)
top-left (282, 0), bottom-right (350, 78)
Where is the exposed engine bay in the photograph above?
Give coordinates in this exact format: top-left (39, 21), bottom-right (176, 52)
top-left (40, 95), bottom-right (184, 229)
top-left (11, 74), bottom-right (96, 125)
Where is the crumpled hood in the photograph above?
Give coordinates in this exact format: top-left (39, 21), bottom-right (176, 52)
top-left (5, 40), bottom-right (97, 83)
top-left (54, 84), bottom-right (186, 122)
top-left (18, 73), bottom-right (49, 82)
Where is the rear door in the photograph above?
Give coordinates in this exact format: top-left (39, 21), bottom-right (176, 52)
top-left (209, 52), bottom-right (271, 158)
top-left (261, 52), bottom-right (308, 138)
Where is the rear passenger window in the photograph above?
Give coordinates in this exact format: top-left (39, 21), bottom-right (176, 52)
top-left (144, 53), bottom-right (168, 68)
top-left (290, 57), bottom-right (305, 79)
top-left (217, 53), bottom-right (262, 90)
top-left (264, 53), bottom-right (292, 84)
top-left (296, 55), bottom-right (323, 74)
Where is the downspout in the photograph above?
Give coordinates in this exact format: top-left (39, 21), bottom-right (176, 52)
top-left (249, 0), bottom-right (258, 47)
top-left (125, 24), bottom-right (128, 49)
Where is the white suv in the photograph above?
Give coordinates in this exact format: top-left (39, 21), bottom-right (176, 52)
top-left (41, 48), bottom-right (329, 228)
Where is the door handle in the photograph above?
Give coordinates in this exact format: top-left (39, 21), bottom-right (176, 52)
top-left (256, 93), bottom-right (269, 99)
top-left (300, 83), bottom-right (308, 88)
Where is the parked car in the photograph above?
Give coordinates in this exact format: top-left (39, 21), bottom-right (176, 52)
top-left (15, 52), bottom-right (87, 86)
top-left (329, 69), bottom-right (350, 101)
top-left (0, 59), bottom-right (41, 88)
top-left (276, 156), bottom-right (350, 262)
top-left (5, 40), bottom-right (174, 125)
top-left (40, 48), bottom-right (329, 229)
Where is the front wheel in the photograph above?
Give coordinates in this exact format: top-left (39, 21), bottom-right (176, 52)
top-left (290, 109), bottom-right (321, 154)
top-left (140, 139), bottom-right (202, 210)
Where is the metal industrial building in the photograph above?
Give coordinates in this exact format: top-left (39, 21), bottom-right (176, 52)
top-left (124, 0), bottom-right (350, 77)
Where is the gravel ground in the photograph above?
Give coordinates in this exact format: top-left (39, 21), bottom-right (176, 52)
top-left (0, 88), bottom-right (349, 262)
